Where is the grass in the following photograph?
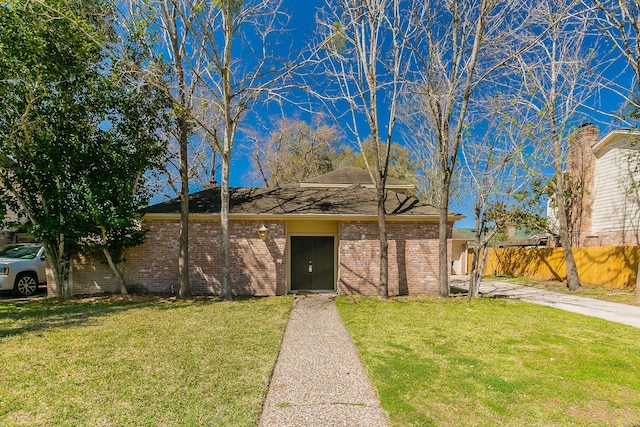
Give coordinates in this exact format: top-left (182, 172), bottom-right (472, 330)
top-left (0, 295), bottom-right (293, 426)
top-left (490, 276), bottom-right (640, 306)
top-left (336, 295), bottom-right (640, 426)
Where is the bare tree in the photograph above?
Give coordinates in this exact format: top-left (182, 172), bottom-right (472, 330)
top-left (402, 120), bottom-right (458, 206)
top-left (123, 0), bottom-right (290, 300)
top-left (308, 0), bottom-right (415, 298)
top-left (247, 117), bottom-right (345, 186)
top-left (460, 101), bottom-right (534, 297)
top-left (401, 0), bottom-right (524, 297)
top-left (505, 0), bottom-right (604, 291)
top-left (591, 0), bottom-right (640, 120)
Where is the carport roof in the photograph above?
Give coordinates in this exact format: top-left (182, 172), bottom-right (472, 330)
top-left (145, 184), bottom-right (460, 220)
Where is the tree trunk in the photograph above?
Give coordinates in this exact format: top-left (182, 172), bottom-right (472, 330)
top-left (438, 187), bottom-right (451, 298)
top-left (555, 184), bottom-right (582, 292)
top-left (377, 186), bottom-right (389, 299)
top-left (43, 240), bottom-right (74, 300)
top-left (52, 258), bottom-right (73, 300)
top-left (438, 206), bottom-right (450, 298)
top-left (469, 214), bottom-right (483, 298)
top-left (562, 243), bottom-right (581, 291)
top-left (469, 248), bottom-right (481, 298)
top-left (178, 112), bottom-right (191, 299)
top-left (100, 226), bottom-right (127, 295)
top-left (475, 246), bottom-right (490, 297)
top-left (219, 3), bottom-right (234, 302)
top-left (103, 248), bottom-right (127, 295)
top-left (636, 262), bottom-right (640, 304)
top-left (220, 151), bottom-right (232, 301)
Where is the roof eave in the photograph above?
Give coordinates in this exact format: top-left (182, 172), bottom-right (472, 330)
top-left (592, 128), bottom-right (640, 153)
top-left (143, 212), bottom-right (461, 223)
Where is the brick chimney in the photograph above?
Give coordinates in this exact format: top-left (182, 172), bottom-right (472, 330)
top-left (204, 179), bottom-right (219, 190)
top-left (566, 123), bottom-right (599, 246)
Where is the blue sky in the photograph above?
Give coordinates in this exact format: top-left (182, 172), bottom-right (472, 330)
top-left (226, 0), bottom-right (323, 187)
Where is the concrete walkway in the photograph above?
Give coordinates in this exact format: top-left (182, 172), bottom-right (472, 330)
top-left (259, 294), bottom-right (389, 427)
top-left (453, 276), bottom-right (640, 328)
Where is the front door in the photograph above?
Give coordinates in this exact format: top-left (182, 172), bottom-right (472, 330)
top-left (291, 236), bottom-right (335, 291)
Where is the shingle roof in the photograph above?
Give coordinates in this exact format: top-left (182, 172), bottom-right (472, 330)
top-left (145, 185), bottom-right (448, 218)
top-left (300, 166), bottom-right (414, 188)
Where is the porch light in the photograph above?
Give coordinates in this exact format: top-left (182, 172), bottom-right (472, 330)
top-left (257, 223), bottom-right (268, 240)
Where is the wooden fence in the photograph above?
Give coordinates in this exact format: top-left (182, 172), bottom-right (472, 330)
top-left (476, 246), bottom-right (640, 290)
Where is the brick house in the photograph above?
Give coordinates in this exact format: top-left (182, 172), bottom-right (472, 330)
top-left (557, 125), bottom-right (640, 246)
top-left (63, 167), bottom-right (462, 296)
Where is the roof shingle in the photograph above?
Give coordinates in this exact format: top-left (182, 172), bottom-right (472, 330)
top-left (145, 185), bottom-right (446, 218)
top-left (300, 166), bottom-right (414, 188)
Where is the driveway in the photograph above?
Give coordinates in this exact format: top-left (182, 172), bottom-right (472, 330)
top-left (452, 276), bottom-right (640, 329)
top-left (0, 288), bottom-right (47, 303)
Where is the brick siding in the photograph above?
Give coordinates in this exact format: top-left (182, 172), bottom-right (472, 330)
top-left (51, 219), bottom-right (287, 297)
top-left (581, 232), bottom-right (640, 247)
top-left (55, 218), bottom-right (448, 297)
top-left (338, 221), bottom-right (446, 295)
top-left (566, 125), bottom-right (598, 247)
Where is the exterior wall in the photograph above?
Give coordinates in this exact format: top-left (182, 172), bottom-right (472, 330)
top-left (55, 217), bottom-right (448, 297)
top-left (55, 219), bottom-right (288, 297)
top-left (590, 138), bottom-right (640, 246)
top-left (338, 221), bottom-right (445, 295)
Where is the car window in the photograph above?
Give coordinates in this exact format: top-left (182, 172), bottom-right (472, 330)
top-left (0, 245), bottom-right (42, 259)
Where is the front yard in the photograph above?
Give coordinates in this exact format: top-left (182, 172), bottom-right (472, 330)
top-left (3, 293), bottom-right (640, 426)
top-left (0, 295), bottom-right (292, 426)
top-left (336, 296), bottom-right (640, 426)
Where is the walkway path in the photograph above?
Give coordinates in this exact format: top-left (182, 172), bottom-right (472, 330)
top-left (453, 276), bottom-right (640, 328)
top-left (258, 294), bottom-right (388, 427)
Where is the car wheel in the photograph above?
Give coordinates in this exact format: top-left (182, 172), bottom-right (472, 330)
top-left (15, 273), bottom-right (38, 296)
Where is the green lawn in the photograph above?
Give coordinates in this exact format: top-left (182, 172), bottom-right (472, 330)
top-left (0, 295), bottom-right (292, 426)
top-left (336, 296), bottom-right (640, 427)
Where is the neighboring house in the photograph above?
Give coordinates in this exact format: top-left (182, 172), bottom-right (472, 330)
top-left (61, 167), bottom-right (464, 296)
top-left (458, 227), bottom-right (549, 274)
top-left (557, 125), bottom-right (640, 247)
top-left (494, 235), bottom-right (550, 248)
top-left (0, 209), bottom-right (35, 246)
top-left (451, 229), bottom-right (473, 275)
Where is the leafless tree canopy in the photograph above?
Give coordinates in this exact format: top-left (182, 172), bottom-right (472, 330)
top-left (399, 0), bottom-right (528, 297)
top-left (247, 118), bottom-right (346, 187)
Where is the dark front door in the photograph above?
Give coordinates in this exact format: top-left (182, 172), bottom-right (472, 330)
top-left (291, 236), bottom-right (335, 291)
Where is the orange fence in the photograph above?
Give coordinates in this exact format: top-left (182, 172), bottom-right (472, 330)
top-left (478, 247), bottom-right (640, 290)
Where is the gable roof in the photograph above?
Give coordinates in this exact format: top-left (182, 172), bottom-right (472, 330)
top-left (145, 184), bottom-right (461, 221)
top-left (299, 167), bottom-right (415, 192)
top-left (592, 128), bottom-right (640, 154)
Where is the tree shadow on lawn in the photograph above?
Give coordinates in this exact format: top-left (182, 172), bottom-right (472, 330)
top-left (0, 293), bottom-right (190, 339)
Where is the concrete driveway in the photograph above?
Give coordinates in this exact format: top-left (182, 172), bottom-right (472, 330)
top-left (453, 276), bottom-right (640, 329)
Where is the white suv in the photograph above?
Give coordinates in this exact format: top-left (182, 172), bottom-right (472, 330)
top-left (0, 244), bottom-right (47, 296)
